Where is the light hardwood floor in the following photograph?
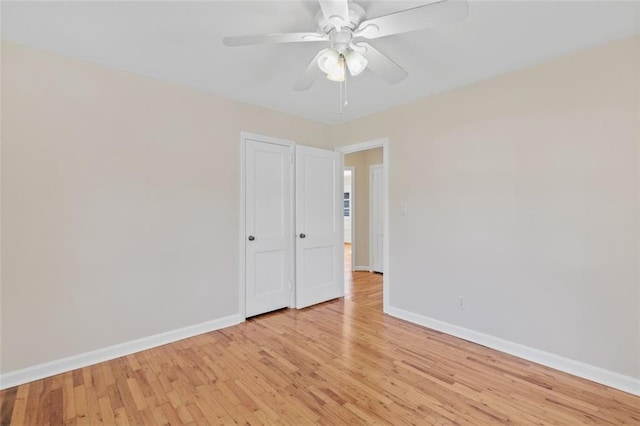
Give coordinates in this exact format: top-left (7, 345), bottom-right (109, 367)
top-left (1, 245), bottom-right (639, 424)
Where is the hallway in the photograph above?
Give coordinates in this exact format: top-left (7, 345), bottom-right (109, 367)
top-left (344, 243), bottom-right (382, 311)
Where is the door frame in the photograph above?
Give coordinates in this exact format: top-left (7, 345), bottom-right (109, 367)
top-left (239, 132), bottom-right (296, 319)
top-left (343, 166), bottom-right (356, 271)
top-left (369, 163), bottom-right (383, 273)
top-left (335, 138), bottom-right (390, 312)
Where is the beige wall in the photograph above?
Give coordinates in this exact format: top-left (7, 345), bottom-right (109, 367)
top-left (344, 148), bottom-right (383, 268)
top-left (0, 41), bottom-right (332, 373)
top-left (335, 36), bottom-right (640, 378)
top-left (2, 35), bottom-right (640, 384)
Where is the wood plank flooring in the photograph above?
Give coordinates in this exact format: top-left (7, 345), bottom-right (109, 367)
top-left (1, 245), bottom-right (639, 424)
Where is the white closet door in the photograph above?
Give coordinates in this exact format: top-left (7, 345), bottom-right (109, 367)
top-left (295, 145), bottom-right (343, 309)
top-left (245, 139), bottom-right (293, 317)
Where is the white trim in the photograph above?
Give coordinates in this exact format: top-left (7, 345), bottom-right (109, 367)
top-left (336, 138), bottom-right (387, 155)
top-left (289, 145), bottom-right (297, 308)
top-left (239, 132), bottom-right (296, 317)
top-left (343, 166), bottom-right (356, 269)
top-left (239, 134), bottom-right (246, 319)
top-left (386, 306), bottom-right (640, 397)
top-left (353, 265), bottom-right (371, 272)
top-left (337, 153), bottom-right (345, 299)
top-left (0, 314), bottom-right (243, 390)
top-left (369, 164), bottom-right (383, 273)
top-left (240, 132), bottom-right (296, 149)
top-left (336, 138), bottom-right (389, 312)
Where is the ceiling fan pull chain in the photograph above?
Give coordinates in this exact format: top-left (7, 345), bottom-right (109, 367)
top-left (338, 64), bottom-right (348, 115)
top-left (344, 72), bottom-right (348, 107)
top-left (339, 77), bottom-right (344, 114)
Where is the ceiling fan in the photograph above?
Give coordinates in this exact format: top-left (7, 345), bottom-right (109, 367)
top-left (223, 0), bottom-right (469, 92)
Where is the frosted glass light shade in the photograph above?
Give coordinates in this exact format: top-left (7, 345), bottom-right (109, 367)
top-left (317, 49), bottom-right (341, 74)
top-left (326, 57), bottom-right (345, 82)
top-left (345, 49), bottom-right (368, 76)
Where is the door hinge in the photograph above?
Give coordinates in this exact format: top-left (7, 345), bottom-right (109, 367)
top-left (289, 153), bottom-right (293, 163)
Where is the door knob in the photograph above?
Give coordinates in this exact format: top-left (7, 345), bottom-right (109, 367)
top-left (299, 233), bottom-right (306, 238)
top-left (248, 235), bottom-right (255, 241)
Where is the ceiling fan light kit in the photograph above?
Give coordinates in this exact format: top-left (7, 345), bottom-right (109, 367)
top-left (223, 0), bottom-right (469, 112)
top-left (344, 49), bottom-right (368, 76)
top-left (325, 55), bottom-right (346, 82)
top-left (317, 47), bottom-right (367, 81)
top-left (317, 48), bottom-right (340, 74)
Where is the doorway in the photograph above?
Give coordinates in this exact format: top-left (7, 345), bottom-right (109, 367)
top-left (343, 167), bottom-right (354, 272)
top-left (336, 139), bottom-right (389, 312)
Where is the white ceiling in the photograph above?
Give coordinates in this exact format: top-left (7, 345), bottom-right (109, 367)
top-left (2, 1), bottom-right (638, 124)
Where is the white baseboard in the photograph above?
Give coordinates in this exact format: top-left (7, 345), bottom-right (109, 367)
top-left (0, 314), bottom-right (243, 390)
top-left (353, 265), bottom-right (371, 272)
top-left (4, 308), bottom-right (638, 397)
top-left (386, 306), bottom-right (640, 397)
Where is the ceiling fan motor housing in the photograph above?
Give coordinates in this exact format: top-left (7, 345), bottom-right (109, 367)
top-left (315, 2), bottom-right (365, 34)
top-left (330, 30), bottom-right (353, 53)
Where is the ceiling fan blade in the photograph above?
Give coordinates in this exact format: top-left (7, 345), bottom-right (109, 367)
top-left (355, 0), bottom-right (469, 40)
top-left (293, 50), bottom-right (327, 91)
top-left (318, 0), bottom-right (351, 30)
top-left (223, 32), bottom-right (327, 47)
top-left (353, 42), bottom-right (407, 84)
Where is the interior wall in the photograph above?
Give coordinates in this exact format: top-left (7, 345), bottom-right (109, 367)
top-left (344, 148), bottom-right (383, 268)
top-left (335, 36), bottom-right (640, 379)
top-left (0, 41), bottom-right (333, 373)
top-left (3, 35), bottom-right (640, 386)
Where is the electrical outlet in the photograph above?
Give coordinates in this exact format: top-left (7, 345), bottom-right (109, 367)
top-left (457, 297), bottom-right (464, 310)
